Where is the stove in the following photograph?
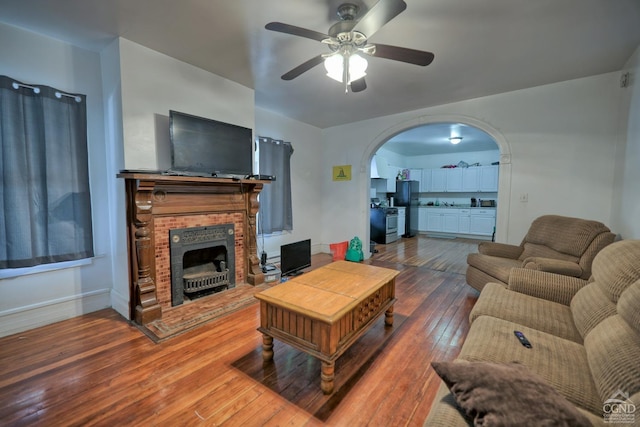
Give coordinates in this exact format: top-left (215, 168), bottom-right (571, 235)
top-left (370, 207), bottom-right (399, 244)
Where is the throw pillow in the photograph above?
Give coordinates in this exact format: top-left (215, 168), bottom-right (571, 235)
top-left (431, 361), bottom-right (591, 426)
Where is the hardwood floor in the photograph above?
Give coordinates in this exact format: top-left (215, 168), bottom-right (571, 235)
top-left (0, 236), bottom-right (481, 426)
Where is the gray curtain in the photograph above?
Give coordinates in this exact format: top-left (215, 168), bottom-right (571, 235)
top-left (258, 137), bottom-right (293, 234)
top-left (0, 75), bottom-right (93, 268)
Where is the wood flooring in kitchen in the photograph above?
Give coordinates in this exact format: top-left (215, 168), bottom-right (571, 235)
top-left (0, 235), bottom-right (481, 427)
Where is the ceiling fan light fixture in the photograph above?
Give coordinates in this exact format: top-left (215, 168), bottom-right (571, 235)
top-left (324, 53), bottom-right (344, 82)
top-left (449, 136), bottom-right (463, 145)
top-left (324, 52), bottom-right (368, 83)
top-left (348, 53), bottom-right (368, 81)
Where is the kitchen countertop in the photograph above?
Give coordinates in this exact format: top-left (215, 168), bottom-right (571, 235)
top-left (418, 205), bottom-right (496, 209)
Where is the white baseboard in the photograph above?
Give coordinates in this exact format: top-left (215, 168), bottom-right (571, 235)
top-left (0, 289), bottom-right (111, 338)
top-left (110, 289), bottom-right (130, 320)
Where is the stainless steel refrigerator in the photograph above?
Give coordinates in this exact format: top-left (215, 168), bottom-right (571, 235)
top-left (394, 180), bottom-right (419, 237)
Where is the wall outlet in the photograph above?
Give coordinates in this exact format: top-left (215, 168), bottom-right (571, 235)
top-left (519, 193), bottom-right (528, 203)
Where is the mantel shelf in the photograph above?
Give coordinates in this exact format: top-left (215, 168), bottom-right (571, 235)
top-left (117, 172), bottom-right (272, 185)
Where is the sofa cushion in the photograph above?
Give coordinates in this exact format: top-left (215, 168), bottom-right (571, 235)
top-left (430, 360), bottom-right (592, 426)
top-left (466, 254), bottom-right (520, 284)
top-left (508, 268), bottom-right (590, 306)
top-left (584, 314), bottom-right (640, 408)
top-left (424, 382), bottom-right (472, 426)
top-left (571, 282), bottom-right (617, 340)
top-left (583, 281), bottom-right (640, 408)
top-left (591, 239), bottom-right (640, 303)
top-left (466, 266), bottom-right (508, 292)
top-left (470, 283), bottom-right (582, 342)
top-left (458, 316), bottom-right (602, 413)
top-left (522, 215), bottom-right (611, 258)
top-left (618, 280), bottom-right (640, 334)
top-left (519, 242), bottom-right (578, 263)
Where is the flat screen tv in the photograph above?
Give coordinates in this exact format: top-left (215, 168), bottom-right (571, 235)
top-left (169, 110), bottom-right (253, 177)
top-left (280, 239), bottom-right (311, 277)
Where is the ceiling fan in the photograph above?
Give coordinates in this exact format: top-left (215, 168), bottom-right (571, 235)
top-left (265, 0), bottom-right (434, 93)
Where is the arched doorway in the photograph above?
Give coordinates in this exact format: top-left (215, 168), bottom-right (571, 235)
top-left (362, 114), bottom-right (512, 247)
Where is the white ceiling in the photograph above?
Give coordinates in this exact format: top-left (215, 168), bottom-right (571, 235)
top-left (1, 0), bottom-right (639, 154)
top-left (384, 123), bottom-right (498, 156)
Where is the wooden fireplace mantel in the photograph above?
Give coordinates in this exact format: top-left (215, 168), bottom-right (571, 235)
top-left (118, 172), bottom-right (269, 324)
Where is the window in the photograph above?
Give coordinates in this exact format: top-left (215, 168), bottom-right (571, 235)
top-left (0, 75), bottom-right (93, 269)
top-left (257, 137), bottom-right (293, 234)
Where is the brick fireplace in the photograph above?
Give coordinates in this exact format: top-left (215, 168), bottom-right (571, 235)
top-left (118, 172), bottom-right (267, 325)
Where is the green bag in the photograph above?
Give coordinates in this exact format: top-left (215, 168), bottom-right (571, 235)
top-left (345, 236), bottom-right (364, 262)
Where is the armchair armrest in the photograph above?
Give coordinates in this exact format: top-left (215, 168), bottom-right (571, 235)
top-left (508, 268), bottom-right (589, 305)
top-left (477, 242), bottom-right (523, 259)
top-left (521, 257), bottom-right (583, 277)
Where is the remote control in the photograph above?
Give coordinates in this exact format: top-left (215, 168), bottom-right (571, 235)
top-left (514, 331), bottom-right (532, 348)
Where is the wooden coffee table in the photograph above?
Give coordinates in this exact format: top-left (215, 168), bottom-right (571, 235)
top-left (254, 261), bottom-right (400, 394)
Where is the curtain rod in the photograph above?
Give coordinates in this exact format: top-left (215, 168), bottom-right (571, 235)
top-left (12, 81), bottom-right (82, 103)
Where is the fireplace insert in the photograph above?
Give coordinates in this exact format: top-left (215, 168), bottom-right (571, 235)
top-left (169, 224), bottom-right (236, 305)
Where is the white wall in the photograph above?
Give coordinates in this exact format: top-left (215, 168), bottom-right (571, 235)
top-left (255, 107), bottom-right (325, 259)
top-left (321, 72), bottom-right (626, 247)
top-left (118, 39), bottom-right (255, 170)
top-left (0, 23), bottom-right (113, 337)
top-left (100, 39), bottom-right (129, 318)
top-left (611, 45), bottom-right (640, 239)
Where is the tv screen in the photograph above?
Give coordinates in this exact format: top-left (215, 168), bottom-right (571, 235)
top-left (280, 239), bottom-right (311, 277)
top-left (169, 110), bottom-right (253, 177)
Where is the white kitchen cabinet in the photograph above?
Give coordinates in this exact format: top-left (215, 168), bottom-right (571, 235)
top-left (469, 209), bottom-right (497, 236)
top-left (445, 168), bottom-right (463, 192)
top-left (371, 178), bottom-right (386, 193)
top-left (479, 165), bottom-right (499, 192)
top-left (421, 170), bottom-right (432, 193)
top-left (429, 168), bottom-right (463, 192)
top-left (442, 211), bottom-right (459, 233)
top-left (425, 209), bottom-right (442, 231)
top-left (423, 165), bottom-right (498, 193)
top-left (458, 209), bottom-right (471, 234)
top-left (462, 167), bottom-right (481, 192)
top-left (387, 177), bottom-right (397, 192)
top-left (425, 208), bottom-right (458, 233)
top-left (418, 208), bottom-right (429, 231)
top-left (409, 169), bottom-right (423, 191)
top-left (430, 169), bottom-right (447, 192)
top-left (397, 207), bottom-right (406, 237)
top-left (423, 208), bottom-right (493, 236)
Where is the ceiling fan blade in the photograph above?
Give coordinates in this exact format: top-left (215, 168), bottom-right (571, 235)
top-left (265, 22), bottom-right (329, 42)
top-left (371, 43), bottom-right (434, 66)
top-left (281, 55), bottom-right (325, 80)
top-left (353, 0), bottom-right (407, 38)
top-left (350, 77), bottom-right (367, 92)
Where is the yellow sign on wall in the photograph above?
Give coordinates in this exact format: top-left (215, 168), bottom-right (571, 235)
top-left (332, 165), bottom-right (351, 181)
